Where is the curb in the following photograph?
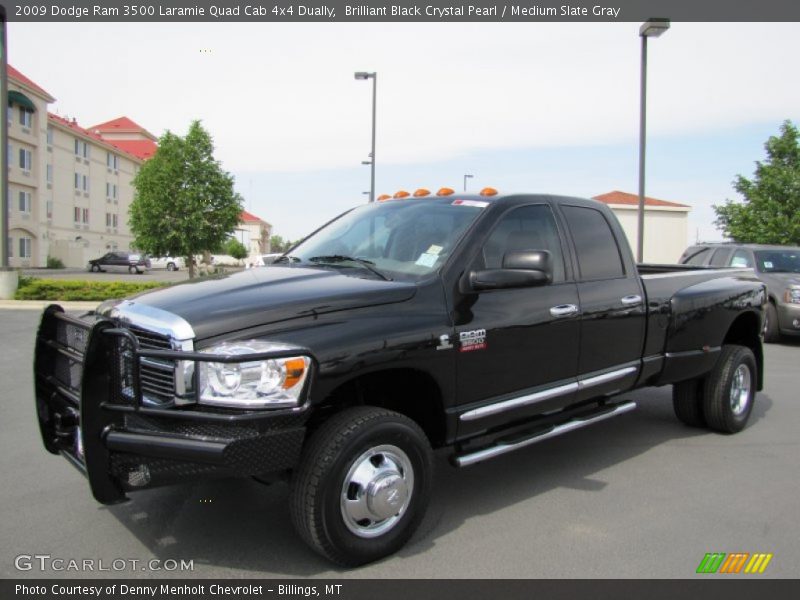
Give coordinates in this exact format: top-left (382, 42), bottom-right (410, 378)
top-left (0, 300), bottom-right (100, 311)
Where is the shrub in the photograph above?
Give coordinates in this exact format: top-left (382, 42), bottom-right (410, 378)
top-left (15, 278), bottom-right (166, 301)
top-left (46, 256), bottom-right (65, 269)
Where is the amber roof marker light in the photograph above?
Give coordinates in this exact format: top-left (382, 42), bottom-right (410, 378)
top-left (436, 188), bottom-right (456, 197)
top-left (479, 187), bottom-right (499, 197)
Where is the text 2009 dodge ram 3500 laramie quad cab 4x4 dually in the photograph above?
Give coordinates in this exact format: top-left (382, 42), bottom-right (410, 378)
top-left (34, 192), bottom-right (766, 565)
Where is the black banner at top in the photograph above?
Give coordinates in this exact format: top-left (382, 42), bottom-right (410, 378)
top-left (3, 0), bottom-right (800, 22)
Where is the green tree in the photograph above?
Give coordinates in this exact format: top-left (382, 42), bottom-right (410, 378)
top-left (223, 237), bottom-right (248, 262)
top-left (269, 234), bottom-right (294, 253)
top-left (714, 120), bottom-right (800, 245)
top-left (130, 121), bottom-right (243, 278)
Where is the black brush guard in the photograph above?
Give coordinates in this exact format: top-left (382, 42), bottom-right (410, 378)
top-left (34, 305), bottom-right (309, 504)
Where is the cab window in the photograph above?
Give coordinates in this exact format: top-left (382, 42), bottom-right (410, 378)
top-left (479, 204), bottom-right (566, 283)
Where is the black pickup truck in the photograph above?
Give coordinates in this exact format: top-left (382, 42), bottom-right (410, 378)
top-left (34, 192), bottom-right (766, 566)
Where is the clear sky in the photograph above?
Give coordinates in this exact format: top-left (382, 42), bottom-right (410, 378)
top-left (8, 21), bottom-right (800, 242)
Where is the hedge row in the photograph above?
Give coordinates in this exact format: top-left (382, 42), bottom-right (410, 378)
top-left (15, 278), bottom-right (166, 301)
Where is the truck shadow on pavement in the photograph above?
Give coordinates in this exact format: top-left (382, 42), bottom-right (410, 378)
top-left (106, 385), bottom-right (773, 576)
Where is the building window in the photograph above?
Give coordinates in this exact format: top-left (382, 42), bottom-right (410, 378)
top-left (113, 214), bottom-right (118, 228)
top-left (19, 148), bottom-right (32, 171)
top-left (82, 208), bottom-right (90, 225)
top-left (74, 207), bottom-right (81, 224)
top-left (106, 152), bottom-right (119, 169)
top-left (19, 107), bottom-right (33, 128)
top-left (47, 127), bottom-right (54, 145)
top-left (46, 200), bottom-right (53, 220)
top-left (105, 183), bottom-right (117, 198)
top-left (74, 173), bottom-right (80, 190)
top-left (18, 191), bottom-right (32, 213)
top-left (106, 212), bottom-right (112, 227)
top-left (46, 164), bottom-right (53, 184)
top-left (19, 237), bottom-right (32, 259)
top-left (74, 139), bottom-right (90, 159)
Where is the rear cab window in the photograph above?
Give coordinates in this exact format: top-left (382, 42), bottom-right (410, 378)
top-left (561, 205), bottom-right (626, 280)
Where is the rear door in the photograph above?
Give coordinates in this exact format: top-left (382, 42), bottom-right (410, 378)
top-left (559, 204), bottom-right (646, 401)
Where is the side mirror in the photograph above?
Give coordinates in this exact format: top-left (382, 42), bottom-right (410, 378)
top-left (470, 250), bottom-right (552, 291)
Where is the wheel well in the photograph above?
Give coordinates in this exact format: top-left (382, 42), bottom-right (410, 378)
top-left (723, 311), bottom-right (763, 390)
top-left (312, 369), bottom-right (447, 447)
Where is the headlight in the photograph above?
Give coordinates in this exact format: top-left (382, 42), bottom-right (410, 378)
top-left (197, 341), bottom-right (311, 409)
top-left (785, 288), bottom-right (800, 304)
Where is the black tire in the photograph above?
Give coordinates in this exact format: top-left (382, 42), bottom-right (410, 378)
top-left (290, 406), bottom-right (433, 567)
top-left (672, 379), bottom-right (706, 427)
top-left (763, 302), bottom-right (781, 343)
top-left (702, 345), bottom-right (757, 434)
top-left (167, 262), bottom-right (177, 271)
top-left (128, 265), bottom-right (137, 274)
top-left (90, 264), bottom-right (100, 273)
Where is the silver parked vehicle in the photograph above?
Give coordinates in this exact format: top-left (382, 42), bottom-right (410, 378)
top-left (680, 243), bottom-right (800, 342)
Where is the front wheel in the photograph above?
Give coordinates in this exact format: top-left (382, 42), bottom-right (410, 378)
top-left (702, 345), bottom-right (757, 433)
top-left (763, 302), bottom-right (781, 343)
top-left (290, 407), bottom-right (433, 566)
top-left (90, 264), bottom-right (100, 273)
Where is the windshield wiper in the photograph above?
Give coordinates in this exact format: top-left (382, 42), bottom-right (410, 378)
top-left (308, 255), bottom-right (391, 281)
top-left (273, 255), bottom-right (302, 263)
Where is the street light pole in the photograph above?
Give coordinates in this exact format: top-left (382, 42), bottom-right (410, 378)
top-left (463, 174), bottom-right (474, 192)
top-left (637, 18), bottom-right (669, 264)
top-left (355, 71), bottom-right (377, 203)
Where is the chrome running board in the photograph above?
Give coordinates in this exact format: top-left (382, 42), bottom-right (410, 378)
top-left (452, 401), bottom-right (637, 467)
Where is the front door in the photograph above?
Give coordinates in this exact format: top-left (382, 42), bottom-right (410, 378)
top-left (453, 203), bottom-right (581, 437)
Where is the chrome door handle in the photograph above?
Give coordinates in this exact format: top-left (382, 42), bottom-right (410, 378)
top-left (550, 304), bottom-right (579, 317)
top-left (621, 295), bottom-right (643, 307)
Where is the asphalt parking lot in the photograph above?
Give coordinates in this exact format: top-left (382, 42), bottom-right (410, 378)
top-left (1, 307), bottom-right (798, 579)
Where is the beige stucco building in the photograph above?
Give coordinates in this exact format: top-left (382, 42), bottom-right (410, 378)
top-left (594, 191), bottom-right (691, 264)
top-left (6, 65), bottom-right (156, 268)
top-left (237, 209), bottom-right (273, 258)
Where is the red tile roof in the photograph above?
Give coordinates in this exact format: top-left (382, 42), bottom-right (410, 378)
top-left (7, 64), bottom-right (55, 101)
top-left (48, 112), bottom-right (111, 145)
top-left (240, 210), bottom-right (265, 223)
top-left (593, 190), bottom-right (689, 208)
top-left (108, 139), bottom-right (158, 160)
top-left (90, 116), bottom-right (156, 140)
top-left (48, 113), bottom-right (152, 162)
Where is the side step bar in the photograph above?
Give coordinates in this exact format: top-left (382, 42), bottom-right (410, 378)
top-left (452, 401), bottom-right (637, 467)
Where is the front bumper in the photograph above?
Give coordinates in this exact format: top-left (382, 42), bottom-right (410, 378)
top-left (34, 305), bottom-right (308, 504)
top-left (776, 301), bottom-right (800, 336)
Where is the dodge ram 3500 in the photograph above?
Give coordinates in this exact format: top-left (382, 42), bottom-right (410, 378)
top-left (34, 192), bottom-right (766, 565)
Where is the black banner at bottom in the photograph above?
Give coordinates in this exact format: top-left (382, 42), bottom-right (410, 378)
top-left (3, 579), bottom-right (799, 600)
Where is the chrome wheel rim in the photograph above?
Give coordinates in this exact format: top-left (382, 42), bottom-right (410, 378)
top-left (340, 444), bottom-right (414, 539)
top-left (730, 364), bottom-right (751, 416)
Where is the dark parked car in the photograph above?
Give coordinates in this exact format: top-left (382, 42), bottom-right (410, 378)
top-left (87, 251), bottom-right (149, 274)
top-left (37, 193), bottom-right (765, 566)
top-left (680, 243), bottom-right (800, 342)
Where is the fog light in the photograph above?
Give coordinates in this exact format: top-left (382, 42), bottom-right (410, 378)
top-left (127, 465), bottom-right (151, 487)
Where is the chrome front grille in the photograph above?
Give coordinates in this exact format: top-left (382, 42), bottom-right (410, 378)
top-left (127, 326), bottom-right (176, 405)
top-left (99, 299), bottom-right (196, 407)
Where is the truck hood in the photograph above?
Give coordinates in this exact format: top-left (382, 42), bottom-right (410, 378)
top-left (109, 266), bottom-right (417, 341)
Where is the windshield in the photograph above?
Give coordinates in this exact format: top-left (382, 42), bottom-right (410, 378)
top-left (283, 198), bottom-right (486, 281)
top-left (755, 249), bottom-right (800, 274)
